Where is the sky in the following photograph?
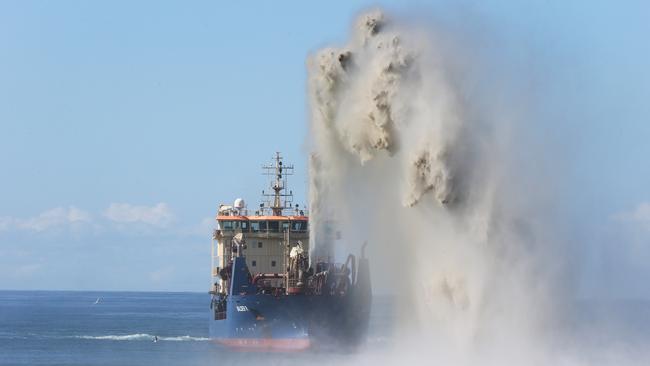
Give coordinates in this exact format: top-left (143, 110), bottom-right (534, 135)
top-left (0, 0), bottom-right (649, 294)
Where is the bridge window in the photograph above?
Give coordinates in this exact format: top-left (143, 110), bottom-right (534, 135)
top-left (259, 221), bottom-right (268, 232)
top-left (268, 221), bottom-right (279, 232)
top-left (220, 221), bottom-right (233, 230)
top-left (230, 221), bottom-right (248, 231)
top-left (281, 221), bottom-right (290, 232)
top-left (291, 221), bottom-right (307, 232)
top-left (250, 221), bottom-right (260, 232)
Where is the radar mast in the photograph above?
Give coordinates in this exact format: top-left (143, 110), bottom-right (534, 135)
top-left (261, 152), bottom-right (294, 216)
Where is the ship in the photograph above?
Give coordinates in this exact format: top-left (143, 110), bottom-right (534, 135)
top-left (209, 152), bottom-right (372, 351)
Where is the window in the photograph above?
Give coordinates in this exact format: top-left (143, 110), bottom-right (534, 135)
top-left (281, 221), bottom-right (290, 232)
top-left (230, 221), bottom-right (248, 231)
top-left (268, 221), bottom-right (279, 232)
top-left (271, 260), bottom-right (276, 267)
top-left (259, 221), bottom-right (268, 232)
top-left (220, 221), bottom-right (233, 230)
top-left (291, 221), bottom-right (308, 232)
top-left (258, 242), bottom-right (263, 248)
top-left (251, 260), bottom-right (257, 267)
top-left (250, 221), bottom-right (260, 232)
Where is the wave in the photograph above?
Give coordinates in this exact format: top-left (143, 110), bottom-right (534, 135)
top-left (74, 333), bottom-right (209, 341)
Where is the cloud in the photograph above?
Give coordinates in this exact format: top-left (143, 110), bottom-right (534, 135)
top-left (0, 203), bottom-right (176, 235)
top-left (20, 206), bottom-right (91, 231)
top-left (0, 206), bottom-right (91, 232)
top-left (612, 202), bottom-right (650, 231)
top-left (104, 203), bottom-right (174, 227)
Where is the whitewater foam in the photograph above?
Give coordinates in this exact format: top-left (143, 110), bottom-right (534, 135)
top-left (74, 334), bottom-right (209, 341)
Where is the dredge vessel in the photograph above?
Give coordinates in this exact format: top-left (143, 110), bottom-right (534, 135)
top-left (209, 153), bottom-right (371, 351)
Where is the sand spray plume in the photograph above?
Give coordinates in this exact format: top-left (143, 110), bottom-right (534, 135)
top-left (307, 10), bottom-right (564, 364)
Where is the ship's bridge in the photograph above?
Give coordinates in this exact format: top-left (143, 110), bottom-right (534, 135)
top-left (212, 214), bottom-right (310, 279)
top-left (216, 215), bottom-right (308, 233)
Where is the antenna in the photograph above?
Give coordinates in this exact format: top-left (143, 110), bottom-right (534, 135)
top-left (261, 152), bottom-right (294, 216)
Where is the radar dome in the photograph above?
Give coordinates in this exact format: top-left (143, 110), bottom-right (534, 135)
top-left (233, 198), bottom-right (245, 209)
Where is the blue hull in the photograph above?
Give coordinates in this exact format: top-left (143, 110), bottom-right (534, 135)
top-left (209, 256), bottom-right (372, 351)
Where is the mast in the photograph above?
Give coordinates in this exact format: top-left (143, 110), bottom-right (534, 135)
top-left (261, 152), bottom-right (294, 216)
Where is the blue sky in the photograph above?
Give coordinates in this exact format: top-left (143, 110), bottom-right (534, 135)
top-left (1, 1), bottom-right (649, 294)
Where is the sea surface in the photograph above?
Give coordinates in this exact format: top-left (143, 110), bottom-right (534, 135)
top-left (2, 291), bottom-right (649, 366)
top-left (0, 291), bottom-right (393, 366)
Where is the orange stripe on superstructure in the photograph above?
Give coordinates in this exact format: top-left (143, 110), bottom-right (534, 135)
top-left (216, 215), bottom-right (308, 221)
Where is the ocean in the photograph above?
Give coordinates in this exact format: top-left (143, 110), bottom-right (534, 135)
top-left (0, 291), bottom-right (393, 366)
top-left (2, 290), bottom-right (649, 365)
